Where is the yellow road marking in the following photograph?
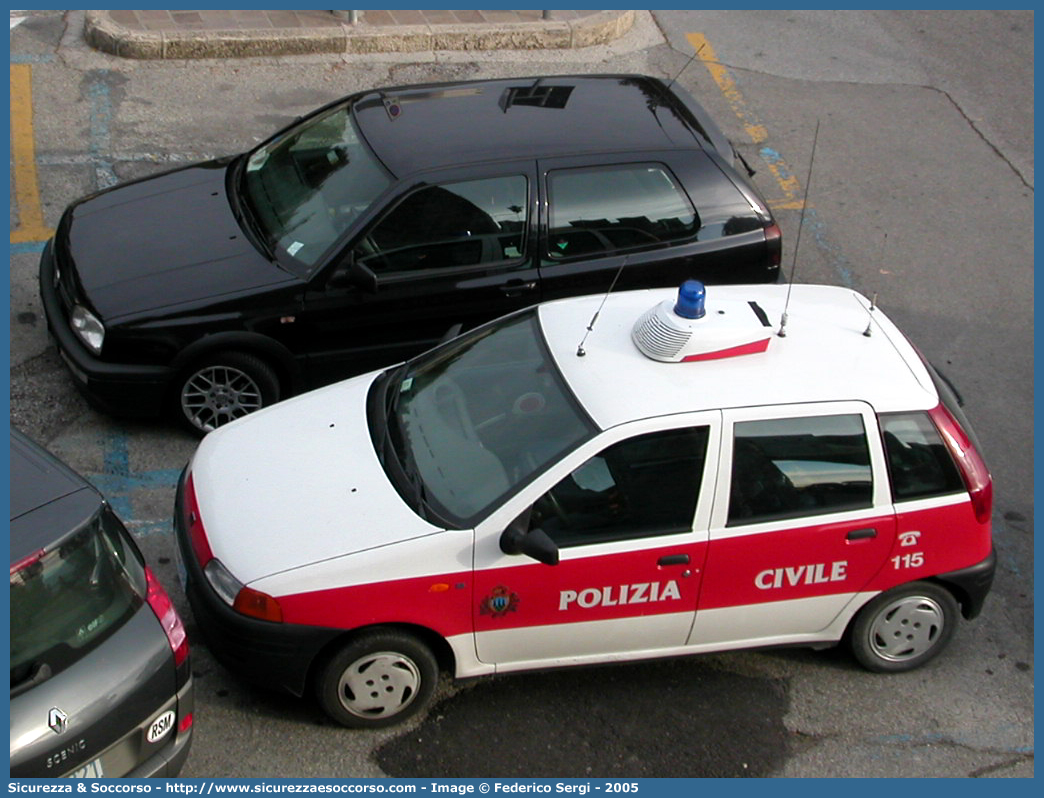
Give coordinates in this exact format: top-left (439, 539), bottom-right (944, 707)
top-left (10, 63), bottom-right (54, 243)
top-left (687, 33), bottom-right (803, 207)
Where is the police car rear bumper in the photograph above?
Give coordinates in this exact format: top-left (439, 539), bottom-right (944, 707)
top-left (937, 548), bottom-right (995, 620)
top-left (173, 469), bottom-right (342, 697)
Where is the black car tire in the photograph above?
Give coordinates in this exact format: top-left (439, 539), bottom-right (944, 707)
top-left (848, 581), bottom-right (958, 673)
top-left (176, 351), bottom-right (280, 435)
top-left (315, 631), bottom-right (438, 729)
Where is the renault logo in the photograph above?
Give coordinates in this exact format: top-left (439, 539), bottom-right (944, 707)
top-left (48, 708), bottom-right (68, 735)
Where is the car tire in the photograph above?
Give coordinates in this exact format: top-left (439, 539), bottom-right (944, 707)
top-left (315, 631), bottom-right (438, 729)
top-left (176, 351), bottom-right (280, 435)
top-left (848, 581), bottom-right (958, 673)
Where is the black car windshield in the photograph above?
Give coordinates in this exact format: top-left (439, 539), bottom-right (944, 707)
top-left (10, 507), bottom-right (146, 689)
top-left (240, 102), bottom-right (391, 274)
top-left (385, 311), bottom-right (596, 527)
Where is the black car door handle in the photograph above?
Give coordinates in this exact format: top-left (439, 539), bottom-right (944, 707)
top-left (658, 554), bottom-right (690, 566)
top-left (500, 281), bottom-right (538, 297)
top-left (846, 527), bottom-right (878, 541)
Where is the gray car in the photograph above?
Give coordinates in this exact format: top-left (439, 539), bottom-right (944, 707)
top-left (9, 428), bottom-right (194, 777)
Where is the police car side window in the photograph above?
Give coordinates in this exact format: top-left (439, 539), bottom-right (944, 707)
top-left (727, 414), bottom-right (873, 527)
top-left (879, 412), bottom-right (964, 501)
top-left (532, 427), bottom-right (708, 548)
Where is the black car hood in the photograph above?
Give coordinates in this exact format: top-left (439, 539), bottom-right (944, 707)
top-left (65, 159), bottom-right (295, 321)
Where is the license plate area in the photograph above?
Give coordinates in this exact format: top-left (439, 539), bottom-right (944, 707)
top-left (66, 757), bottom-right (104, 778)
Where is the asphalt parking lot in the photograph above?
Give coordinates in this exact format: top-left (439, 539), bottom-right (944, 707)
top-left (9, 10), bottom-right (1033, 779)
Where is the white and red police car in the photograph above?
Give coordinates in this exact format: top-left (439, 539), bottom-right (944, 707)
top-left (174, 281), bottom-right (994, 728)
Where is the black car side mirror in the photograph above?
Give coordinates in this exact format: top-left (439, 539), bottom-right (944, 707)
top-left (330, 257), bottom-right (378, 293)
top-left (500, 509), bottom-right (559, 566)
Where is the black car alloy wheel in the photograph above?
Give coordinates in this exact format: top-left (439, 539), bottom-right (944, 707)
top-left (178, 351), bottom-right (280, 434)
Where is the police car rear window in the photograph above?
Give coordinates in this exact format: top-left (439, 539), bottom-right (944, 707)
top-left (880, 412), bottom-right (964, 502)
top-left (728, 414), bottom-right (873, 526)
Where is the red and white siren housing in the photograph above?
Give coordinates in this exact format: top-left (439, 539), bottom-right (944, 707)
top-left (631, 280), bottom-right (773, 363)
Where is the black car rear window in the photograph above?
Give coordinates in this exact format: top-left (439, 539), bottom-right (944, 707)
top-left (546, 163), bottom-right (699, 260)
top-left (10, 507), bottom-right (146, 690)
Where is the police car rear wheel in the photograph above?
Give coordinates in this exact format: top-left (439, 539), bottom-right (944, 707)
top-left (849, 582), bottom-right (958, 673)
top-left (316, 632), bottom-right (438, 729)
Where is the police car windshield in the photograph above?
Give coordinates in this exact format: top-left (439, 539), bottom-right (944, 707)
top-left (392, 311), bottom-right (596, 526)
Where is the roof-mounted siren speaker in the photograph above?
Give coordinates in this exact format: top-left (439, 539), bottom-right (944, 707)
top-left (631, 280), bottom-right (772, 363)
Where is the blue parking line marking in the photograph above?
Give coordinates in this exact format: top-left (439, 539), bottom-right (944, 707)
top-left (760, 146), bottom-right (853, 288)
top-left (87, 72), bottom-right (119, 189)
top-left (90, 431), bottom-right (182, 535)
top-left (10, 53), bottom-right (55, 63)
top-left (10, 241), bottom-right (47, 254)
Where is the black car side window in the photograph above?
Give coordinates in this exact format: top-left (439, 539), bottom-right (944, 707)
top-left (879, 412), bottom-right (964, 502)
top-left (531, 427), bottom-right (709, 548)
top-left (355, 175), bottom-right (528, 274)
top-left (546, 163), bottom-right (699, 260)
top-left (727, 414), bottom-right (873, 526)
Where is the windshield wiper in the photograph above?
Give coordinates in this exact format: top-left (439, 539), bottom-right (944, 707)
top-left (228, 156), bottom-right (275, 259)
top-left (11, 661), bottom-right (52, 698)
top-left (376, 364), bottom-right (407, 466)
top-left (378, 366), bottom-right (432, 522)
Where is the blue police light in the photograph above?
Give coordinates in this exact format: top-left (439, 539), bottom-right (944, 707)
top-left (673, 280), bottom-right (706, 320)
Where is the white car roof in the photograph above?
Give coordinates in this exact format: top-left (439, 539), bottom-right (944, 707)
top-left (538, 283), bottom-right (939, 431)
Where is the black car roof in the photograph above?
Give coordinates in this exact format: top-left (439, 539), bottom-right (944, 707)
top-left (353, 74), bottom-right (715, 177)
top-left (10, 428), bottom-right (102, 565)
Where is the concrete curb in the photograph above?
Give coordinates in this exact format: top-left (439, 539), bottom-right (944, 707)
top-left (84, 10), bottom-right (636, 59)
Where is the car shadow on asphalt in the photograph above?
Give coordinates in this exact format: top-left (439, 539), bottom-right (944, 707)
top-left (376, 658), bottom-right (794, 778)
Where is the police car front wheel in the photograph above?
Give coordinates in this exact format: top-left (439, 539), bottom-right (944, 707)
top-left (848, 581), bottom-right (959, 673)
top-left (316, 631), bottom-right (438, 728)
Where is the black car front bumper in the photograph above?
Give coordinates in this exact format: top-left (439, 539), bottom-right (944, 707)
top-left (173, 469), bottom-right (343, 697)
top-left (39, 238), bottom-right (174, 418)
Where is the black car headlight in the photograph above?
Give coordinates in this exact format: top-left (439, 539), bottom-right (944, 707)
top-left (70, 305), bottom-right (105, 355)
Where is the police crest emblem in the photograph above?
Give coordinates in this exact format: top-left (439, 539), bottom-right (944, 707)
top-left (479, 585), bottom-right (519, 618)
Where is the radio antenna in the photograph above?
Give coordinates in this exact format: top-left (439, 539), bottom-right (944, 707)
top-left (862, 293), bottom-right (878, 337)
top-left (862, 232), bottom-right (886, 337)
top-left (666, 41), bottom-right (705, 91)
top-left (577, 256), bottom-right (629, 357)
top-left (777, 119), bottom-right (821, 338)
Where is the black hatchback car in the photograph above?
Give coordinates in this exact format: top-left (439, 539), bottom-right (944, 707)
top-left (9, 428), bottom-right (194, 777)
top-left (40, 74), bottom-right (780, 434)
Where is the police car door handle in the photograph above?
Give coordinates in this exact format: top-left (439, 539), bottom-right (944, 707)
top-left (658, 554), bottom-right (690, 566)
top-left (846, 527), bottom-right (878, 541)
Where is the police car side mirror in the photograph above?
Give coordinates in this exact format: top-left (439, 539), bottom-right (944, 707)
top-left (500, 511), bottom-right (559, 566)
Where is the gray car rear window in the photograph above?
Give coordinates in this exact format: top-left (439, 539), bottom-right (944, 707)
top-left (10, 507), bottom-right (146, 689)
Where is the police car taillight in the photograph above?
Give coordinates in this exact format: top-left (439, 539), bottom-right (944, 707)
top-left (145, 566), bottom-right (189, 667)
top-left (632, 280), bottom-right (771, 363)
top-left (184, 474), bottom-right (214, 567)
top-left (929, 403), bottom-right (993, 524)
